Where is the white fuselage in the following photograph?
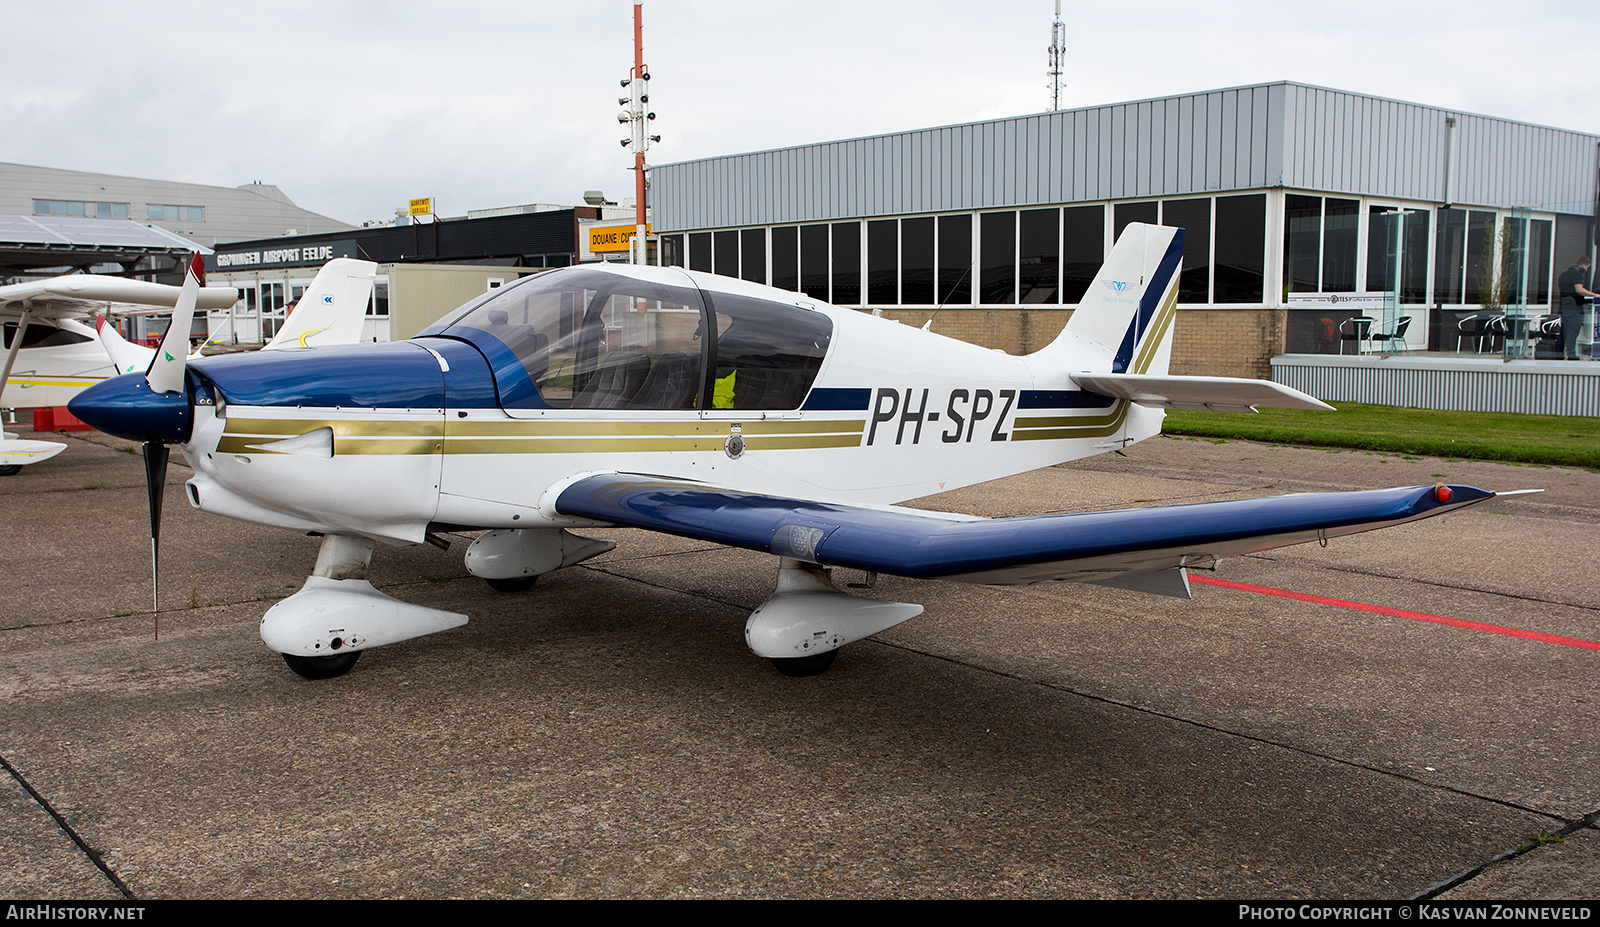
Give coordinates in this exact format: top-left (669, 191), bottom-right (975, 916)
top-left (181, 292), bottom-right (1164, 546)
top-left (1, 318), bottom-right (142, 409)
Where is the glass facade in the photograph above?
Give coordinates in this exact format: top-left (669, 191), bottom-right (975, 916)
top-left (666, 194), bottom-right (1267, 308)
top-left (663, 191), bottom-right (1570, 363)
top-left (1284, 197), bottom-right (1568, 356)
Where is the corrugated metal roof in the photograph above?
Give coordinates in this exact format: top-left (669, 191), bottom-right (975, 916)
top-left (653, 82), bottom-right (1600, 232)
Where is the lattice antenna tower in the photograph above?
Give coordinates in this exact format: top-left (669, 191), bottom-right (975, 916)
top-left (1048, 0), bottom-right (1066, 111)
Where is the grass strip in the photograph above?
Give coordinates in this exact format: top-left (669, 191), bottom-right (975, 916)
top-left (1163, 402), bottom-right (1600, 470)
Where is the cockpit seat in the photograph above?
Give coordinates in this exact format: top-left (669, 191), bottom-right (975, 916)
top-left (631, 351), bottom-right (701, 410)
top-left (572, 351), bottom-right (652, 409)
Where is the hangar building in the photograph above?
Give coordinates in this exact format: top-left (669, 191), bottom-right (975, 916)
top-left (649, 82), bottom-right (1599, 380)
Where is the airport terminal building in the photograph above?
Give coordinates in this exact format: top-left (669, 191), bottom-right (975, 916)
top-left (0, 161), bottom-right (352, 252)
top-left (650, 82), bottom-right (1600, 380)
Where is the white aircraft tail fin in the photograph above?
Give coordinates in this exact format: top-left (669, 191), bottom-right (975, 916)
top-left (1030, 222), bottom-right (1184, 377)
top-left (265, 258), bottom-right (378, 350)
top-left (95, 314), bottom-right (154, 376)
top-left (1027, 222), bottom-right (1329, 414)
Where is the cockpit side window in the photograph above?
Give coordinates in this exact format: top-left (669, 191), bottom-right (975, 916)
top-left (2, 322), bottom-right (93, 350)
top-left (450, 269), bottom-right (706, 410)
top-left (704, 293), bottom-right (833, 410)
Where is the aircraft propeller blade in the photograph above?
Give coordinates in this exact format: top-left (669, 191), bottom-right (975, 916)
top-left (140, 250), bottom-right (200, 634)
top-left (142, 440), bottom-right (170, 636)
top-left (147, 252), bottom-right (204, 394)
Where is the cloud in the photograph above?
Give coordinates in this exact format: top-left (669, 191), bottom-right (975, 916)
top-left (4, 0), bottom-right (1595, 226)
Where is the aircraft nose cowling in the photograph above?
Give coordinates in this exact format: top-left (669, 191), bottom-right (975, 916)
top-left (69, 372), bottom-right (192, 444)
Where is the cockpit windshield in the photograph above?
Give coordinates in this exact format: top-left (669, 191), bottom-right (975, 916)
top-left (446, 267), bottom-right (832, 412)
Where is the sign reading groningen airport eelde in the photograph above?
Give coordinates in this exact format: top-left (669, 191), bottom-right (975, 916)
top-left (207, 239), bottom-right (361, 272)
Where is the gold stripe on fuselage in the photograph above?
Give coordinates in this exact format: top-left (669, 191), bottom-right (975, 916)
top-left (219, 413), bottom-right (867, 456)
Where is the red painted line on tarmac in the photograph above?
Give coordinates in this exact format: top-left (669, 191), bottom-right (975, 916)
top-left (1189, 574), bottom-right (1600, 652)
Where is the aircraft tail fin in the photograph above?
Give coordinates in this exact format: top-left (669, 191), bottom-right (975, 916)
top-left (265, 258), bottom-right (378, 350)
top-left (94, 314), bottom-right (155, 375)
top-left (1030, 222), bottom-right (1184, 377)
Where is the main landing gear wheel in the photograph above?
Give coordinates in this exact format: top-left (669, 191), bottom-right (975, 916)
top-left (282, 650), bottom-right (362, 680)
top-left (484, 575), bottom-right (538, 593)
top-left (0, 465), bottom-right (20, 476)
top-left (769, 649), bottom-right (839, 678)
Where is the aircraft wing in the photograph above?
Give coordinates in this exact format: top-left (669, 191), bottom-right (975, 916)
top-left (554, 473), bottom-right (1494, 590)
top-left (1071, 373), bottom-right (1334, 412)
top-left (0, 275), bottom-right (238, 322)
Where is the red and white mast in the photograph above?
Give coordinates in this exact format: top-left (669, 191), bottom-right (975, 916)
top-left (619, 2), bottom-right (658, 264)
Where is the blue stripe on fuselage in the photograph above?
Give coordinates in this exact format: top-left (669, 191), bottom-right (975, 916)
top-left (801, 388), bottom-right (871, 411)
top-left (1017, 389), bottom-right (1117, 410)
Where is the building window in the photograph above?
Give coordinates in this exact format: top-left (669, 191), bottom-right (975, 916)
top-left (660, 234), bottom-right (685, 267)
top-left (831, 222), bottom-right (860, 306)
top-left (1284, 195), bottom-right (1357, 293)
top-left (1500, 216), bottom-right (1555, 308)
top-left (1322, 199), bottom-right (1358, 292)
top-left (1114, 201), bottom-right (1158, 241)
top-left (1018, 208), bottom-right (1060, 304)
top-left (800, 225), bottom-right (829, 302)
top-left (713, 230), bottom-right (739, 277)
top-left (740, 228), bottom-right (766, 284)
top-left (1365, 207), bottom-right (1431, 304)
top-left (867, 220), bottom-right (898, 306)
top-left (1213, 195), bottom-right (1265, 304)
top-left (1462, 210), bottom-right (1497, 306)
top-left (688, 232), bottom-right (712, 273)
top-left (1061, 205), bottom-right (1105, 304)
top-left (900, 217), bottom-right (935, 305)
top-left (147, 204), bottom-right (204, 221)
top-left (937, 214), bottom-right (971, 305)
top-left (33, 199), bottom-right (128, 219)
top-left (979, 211), bottom-right (1015, 304)
top-left (1163, 198), bottom-right (1211, 303)
top-left (771, 226), bottom-right (798, 291)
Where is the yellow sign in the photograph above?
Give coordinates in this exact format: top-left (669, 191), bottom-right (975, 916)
top-left (409, 198), bottom-right (434, 216)
top-left (588, 223), bottom-right (651, 252)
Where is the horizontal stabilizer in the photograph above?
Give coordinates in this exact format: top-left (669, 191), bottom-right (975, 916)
top-left (555, 473), bottom-right (1495, 587)
top-left (0, 437), bottom-right (67, 467)
top-left (1072, 373), bottom-right (1334, 412)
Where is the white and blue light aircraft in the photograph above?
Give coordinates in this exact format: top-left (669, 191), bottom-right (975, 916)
top-left (71, 225), bottom-right (1500, 680)
top-left (1, 258), bottom-right (377, 474)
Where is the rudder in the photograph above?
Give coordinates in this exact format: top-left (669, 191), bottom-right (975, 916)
top-left (1032, 222), bottom-right (1184, 376)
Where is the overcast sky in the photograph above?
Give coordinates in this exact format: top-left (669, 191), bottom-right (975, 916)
top-left (3, 0), bottom-right (1596, 226)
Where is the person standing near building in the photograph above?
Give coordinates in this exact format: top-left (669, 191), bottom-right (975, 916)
top-left (1557, 255), bottom-right (1597, 360)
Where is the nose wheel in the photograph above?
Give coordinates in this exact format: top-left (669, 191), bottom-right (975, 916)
top-left (281, 651), bottom-right (362, 680)
top-left (769, 649), bottom-right (839, 677)
top-left (484, 575), bottom-right (538, 593)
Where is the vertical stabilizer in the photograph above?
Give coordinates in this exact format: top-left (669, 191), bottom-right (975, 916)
top-left (265, 258), bottom-right (378, 350)
top-left (1031, 222), bottom-right (1184, 376)
top-left (95, 314), bottom-right (155, 374)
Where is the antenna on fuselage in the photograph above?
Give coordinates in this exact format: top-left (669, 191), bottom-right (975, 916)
top-left (919, 260), bottom-right (974, 335)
